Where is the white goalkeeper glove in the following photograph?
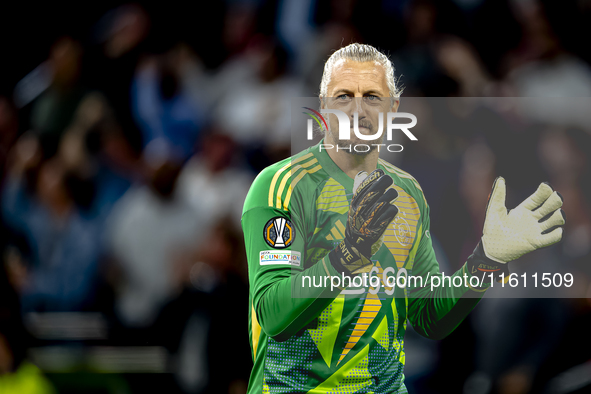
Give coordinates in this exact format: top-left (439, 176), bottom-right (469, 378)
top-left (467, 177), bottom-right (565, 285)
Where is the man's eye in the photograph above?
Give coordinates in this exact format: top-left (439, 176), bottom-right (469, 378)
top-left (366, 95), bottom-right (378, 100)
top-left (337, 94), bottom-right (350, 100)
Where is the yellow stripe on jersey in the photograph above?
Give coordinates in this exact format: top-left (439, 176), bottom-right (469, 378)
top-left (379, 159), bottom-right (427, 205)
top-left (335, 220), bottom-right (347, 236)
top-left (276, 169), bottom-right (293, 208)
top-left (330, 227), bottom-right (342, 240)
top-left (251, 303), bottom-right (262, 358)
top-left (268, 163), bottom-right (291, 207)
top-left (276, 159), bottom-right (319, 209)
top-left (338, 291), bottom-right (381, 364)
top-left (268, 153), bottom-right (314, 207)
top-left (282, 164), bottom-right (322, 210)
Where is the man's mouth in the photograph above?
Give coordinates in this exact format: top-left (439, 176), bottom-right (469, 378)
top-left (351, 126), bottom-right (371, 133)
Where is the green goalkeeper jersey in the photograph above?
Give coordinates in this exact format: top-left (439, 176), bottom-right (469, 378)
top-left (242, 141), bottom-right (483, 393)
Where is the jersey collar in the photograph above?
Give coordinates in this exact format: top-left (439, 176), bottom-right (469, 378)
top-left (311, 139), bottom-right (354, 192)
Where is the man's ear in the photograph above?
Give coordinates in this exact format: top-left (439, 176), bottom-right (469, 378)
top-left (390, 98), bottom-right (400, 113)
top-left (320, 96), bottom-right (325, 109)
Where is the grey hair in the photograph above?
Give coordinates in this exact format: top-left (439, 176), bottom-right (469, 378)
top-left (319, 43), bottom-right (402, 99)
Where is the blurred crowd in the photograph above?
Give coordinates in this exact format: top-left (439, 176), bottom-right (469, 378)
top-left (0, 0), bottom-right (590, 393)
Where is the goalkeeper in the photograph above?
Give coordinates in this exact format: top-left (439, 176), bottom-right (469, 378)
top-left (242, 43), bottom-right (565, 393)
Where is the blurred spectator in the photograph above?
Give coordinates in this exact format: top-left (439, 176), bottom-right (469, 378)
top-left (538, 128), bottom-right (591, 272)
top-left (2, 137), bottom-right (102, 312)
top-left (176, 132), bottom-right (253, 230)
top-left (132, 43), bottom-right (205, 161)
top-left (84, 3), bottom-right (151, 152)
top-left (28, 37), bottom-right (86, 156)
top-left (504, 0), bottom-right (591, 128)
top-left (297, 2), bottom-right (362, 95)
top-left (391, 0), bottom-right (452, 96)
top-left (467, 297), bottom-right (568, 394)
top-left (276, 0), bottom-right (316, 65)
top-left (435, 37), bottom-right (495, 96)
top-left (222, 2), bottom-right (260, 58)
top-left (106, 155), bottom-right (202, 328)
top-left (212, 38), bottom-right (302, 156)
top-left (505, 0), bottom-right (591, 101)
top-left (158, 221), bottom-right (251, 394)
top-left (57, 92), bottom-right (137, 221)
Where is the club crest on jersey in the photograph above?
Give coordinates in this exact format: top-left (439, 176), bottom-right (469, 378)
top-left (393, 213), bottom-right (412, 247)
top-left (263, 217), bottom-right (294, 248)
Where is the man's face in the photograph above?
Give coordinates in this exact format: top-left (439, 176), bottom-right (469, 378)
top-left (321, 60), bottom-right (400, 153)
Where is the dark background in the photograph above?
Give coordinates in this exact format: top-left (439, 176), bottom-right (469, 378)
top-left (0, 0), bottom-right (590, 393)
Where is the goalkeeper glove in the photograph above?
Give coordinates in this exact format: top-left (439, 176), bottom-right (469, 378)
top-left (467, 177), bottom-right (565, 285)
top-left (329, 169), bottom-right (399, 274)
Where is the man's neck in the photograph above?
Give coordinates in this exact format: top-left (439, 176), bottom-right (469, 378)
top-left (326, 144), bottom-right (379, 179)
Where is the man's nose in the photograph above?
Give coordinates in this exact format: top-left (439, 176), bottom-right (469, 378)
top-left (351, 98), bottom-right (366, 119)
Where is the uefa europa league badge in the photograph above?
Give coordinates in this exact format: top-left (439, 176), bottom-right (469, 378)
top-left (263, 217), bottom-right (295, 249)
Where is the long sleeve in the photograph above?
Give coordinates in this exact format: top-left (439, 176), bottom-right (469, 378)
top-left (407, 203), bottom-right (484, 340)
top-left (242, 206), bottom-right (341, 342)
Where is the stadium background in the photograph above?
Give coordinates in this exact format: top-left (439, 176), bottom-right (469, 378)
top-left (0, 0), bottom-right (590, 393)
